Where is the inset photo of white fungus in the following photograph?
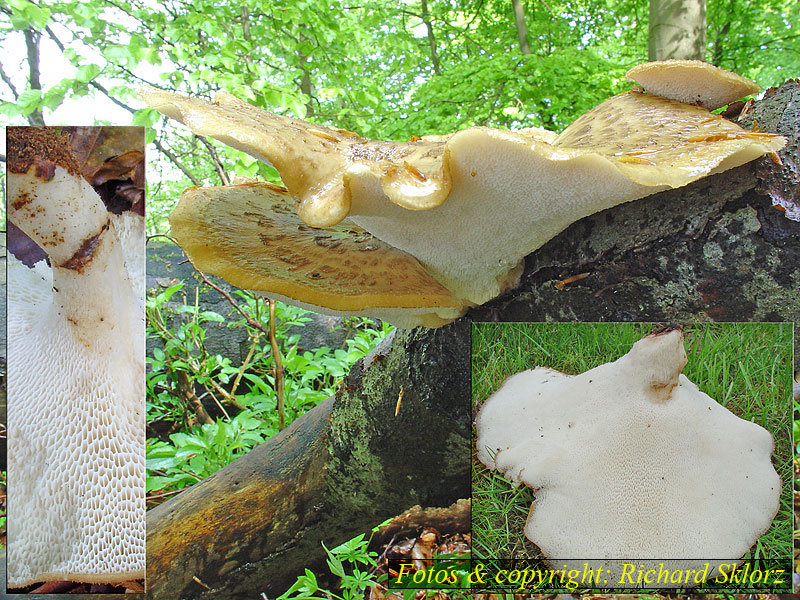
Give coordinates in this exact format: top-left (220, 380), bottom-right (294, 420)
top-left (6, 126), bottom-right (145, 594)
top-left (472, 322), bottom-right (792, 591)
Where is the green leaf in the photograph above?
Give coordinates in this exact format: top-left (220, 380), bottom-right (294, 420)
top-left (75, 63), bottom-right (101, 83)
top-left (146, 475), bottom-right (179, 492)
top-left (146, 454), bottom-right (180, 471)
top-left (286, 96), bottom-right (307, 119)
top-left (213, 421), bottom-right (228, 447)
top-left (103, 45), bottom-right (133, 64)
top-left (40, 86), bottom-right (68, 111)
top-left (0, 101), bottom-right (24, 117)
top-left (326, 556), bottom-right (345, 578)
top-left (199, 310), bottom-right (225, 322)
top-left (9, 0), bottom-right (51, 29)
top-left (16, 88), bottom-right (41, 116)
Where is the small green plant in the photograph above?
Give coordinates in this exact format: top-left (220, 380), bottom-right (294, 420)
top-left (278, 534), bottom-right (378, 600)
top-left (146, 412), bottom-right (270, 494)
top-left (145, 278), bottom-right (393, 502)
top-left (146, 281), bottom-right (228, 428)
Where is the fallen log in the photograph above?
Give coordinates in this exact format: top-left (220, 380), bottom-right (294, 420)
top-left (147, 323), bottom-right (471, 599)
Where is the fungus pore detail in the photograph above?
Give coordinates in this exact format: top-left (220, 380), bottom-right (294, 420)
top-left (6, 127), bottom-right (145, 587)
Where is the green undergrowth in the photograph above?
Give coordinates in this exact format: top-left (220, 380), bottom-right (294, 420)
top-left (472, 322), bottom-right (793, 588)
top-left (145, 280), bottom-right (392, 503)
top-left (277, 526), bottom-right (471, 600)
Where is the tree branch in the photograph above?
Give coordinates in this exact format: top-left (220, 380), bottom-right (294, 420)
top-left (43, 24), bottom-right (65, 51)
top-left (268, 300), bottom-right (286, 430)
top-left (195, 135), bottom-right (230, 185)
top-left (421, 0), bottom-right (442, 75)
top-left (0, 60), bottom-right (19, 99)
top-left (195, 270), bottom-right (270, 337)
top-left (512, 0), bottom-right (531, 54)
top-left (176, 371), bottom-right (214, 425)
top-left (153, 138), bottom-right (203, 186)
top-left (24, 28), bottom-right (45, 125)
top-left (88, 80), bottom-right (136, 113)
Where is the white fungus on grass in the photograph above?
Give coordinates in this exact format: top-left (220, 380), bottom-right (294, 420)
top-left (475, 329), bottom-right (781, 586)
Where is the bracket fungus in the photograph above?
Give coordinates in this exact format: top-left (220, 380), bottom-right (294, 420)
top-left (475, 329), bottom-right (781, 585)
top-left (6, 127), bottom-right (145, 588)
top-left (626, 59), bottom-right (761, 110)
top-left (142, 61), bottom-right (784, 327)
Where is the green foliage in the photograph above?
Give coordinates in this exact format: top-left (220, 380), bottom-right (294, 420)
top-left (277, 528), bottom-right (473, 600)
top-left (146, 412), bottom-right (268, 492)
top-left (145, 279), bottom-right (392, 498)
top-left (278, 534), bottom-right (378, 600)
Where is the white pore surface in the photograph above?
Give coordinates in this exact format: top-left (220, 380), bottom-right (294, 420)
top-left (7, 231), bottom-right (145, 584)
top-left (110, 211), bottom-right (146, 311)
top-left (347, 130), bottom-right (654, 306)
top-left (627, 61), bottom-right (758, 110)
top-left (475, 332), bottom-right (780, 582)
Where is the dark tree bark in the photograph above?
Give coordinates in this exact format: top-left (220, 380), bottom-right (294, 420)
top-left (472, 81), bottom-right (800, 359)
top-left (24, 28), bottom-right (45, 126)
top-left (147, 323), bottom-right (471, 599)
top-left (145, 82), bottom-right (798, 600)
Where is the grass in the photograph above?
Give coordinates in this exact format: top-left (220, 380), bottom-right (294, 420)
top-left (471, 322), bottom-right (793, 572)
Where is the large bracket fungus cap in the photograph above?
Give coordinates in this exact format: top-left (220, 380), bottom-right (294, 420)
top-left (476, 330), bottom-right (780, 582)
top-left (140, 87), bottom-right (453, 227)
top-left (6, 127), bottom-right (145, 587)
top-left (626, 59), bottom-right (761, 110)
top-left (142, 64), bottom-right (784, 327)
top-left (169, 181), bottom-right (464, 328)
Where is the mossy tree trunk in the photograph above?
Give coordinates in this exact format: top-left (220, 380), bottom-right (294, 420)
top-left (147, 323), bottom-right (471, 600)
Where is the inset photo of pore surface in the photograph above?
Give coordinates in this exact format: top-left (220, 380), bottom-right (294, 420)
top-left (5, 126), bottom-right (145, 594)
top-left (472, 322), bottom-right (792, 594)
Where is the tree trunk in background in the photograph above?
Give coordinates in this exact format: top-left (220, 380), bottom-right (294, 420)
top-left (24, 28), bottom-right (45, 126)
top-left (512, 0), bottom-right (531, 54)
top-left (147, 324), bottom-right (471, 600)
top-left (648, 0), bottom-right (707, 60)
top-left (421, 0), bottom-right (442, 75)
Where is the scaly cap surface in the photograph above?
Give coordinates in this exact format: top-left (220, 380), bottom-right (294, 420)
top-left (143, 77), bottom-right (784, 326)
